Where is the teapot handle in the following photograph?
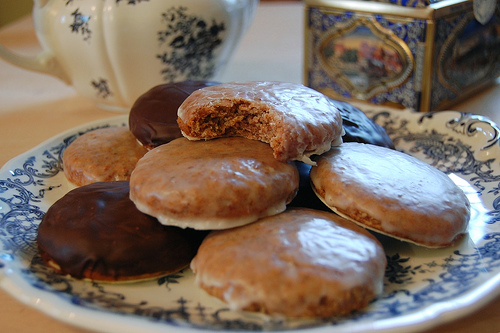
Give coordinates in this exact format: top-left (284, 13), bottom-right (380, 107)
top-left (0, 44), bottom-right (71, 84)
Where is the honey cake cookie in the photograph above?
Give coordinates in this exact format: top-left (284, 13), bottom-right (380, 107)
top-left (129, 137), bottom-right (299, 230)
top-left (177, 81), bottom-right (343, 165)
top-left (63, 126), bottom-right (147, 186)
top-left (310, 142), bottom-right (470, 248)
top-left (289, 101), bottom-right (394, 209)
top-left (190, 207), bottom-right (387, 318)
top-left (129, 81), bottom-right (219, 149)
top-left (36, 181), bottom-right (207, 282)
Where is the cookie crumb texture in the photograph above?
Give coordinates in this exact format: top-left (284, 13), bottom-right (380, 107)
top-left (177, 81), bottom-right (343, 164)
top-left (129, 81), bottom-right (220, 148)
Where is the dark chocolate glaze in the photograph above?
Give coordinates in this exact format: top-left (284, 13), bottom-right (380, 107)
top-left (129, 81), bottom-right (220, 148)
top-left (289, 99), bottom-right (394, 210)
top-left (37, 181), bottom-right (207, 281)
top-left (335, 100), bottom-right (395, 149)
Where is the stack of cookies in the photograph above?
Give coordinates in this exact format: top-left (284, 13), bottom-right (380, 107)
top-left (36, 81), bottom-right (470, 319)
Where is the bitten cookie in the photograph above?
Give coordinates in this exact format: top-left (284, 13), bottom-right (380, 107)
top-left (36, 181), bottom-right (207, 282)
top-left (62, 127), bottom-right (147, 186)
top-left (177, 81), bottom-right (343, 165)
top-left (310, 142), bottom-right (470, 248)
top-left (190, 207), bottom-right (387, 318)
top-left (129, 81), bottom-right (219, 149)
top-left (129, 137), bottom-right (299, 230)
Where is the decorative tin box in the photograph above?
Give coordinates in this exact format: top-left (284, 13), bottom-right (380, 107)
top-left (304, 0), bottom-right (500, 111)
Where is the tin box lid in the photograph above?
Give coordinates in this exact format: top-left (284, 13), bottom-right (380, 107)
top-left (347, 0), bottom-right (496, 23)
top-left (359, 0), bottom-right (463, 7)
top-left (305, 0), bottom-right (497, 21)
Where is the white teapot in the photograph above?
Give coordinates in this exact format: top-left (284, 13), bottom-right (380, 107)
top-left (0, 0), bottom-right (258, 111)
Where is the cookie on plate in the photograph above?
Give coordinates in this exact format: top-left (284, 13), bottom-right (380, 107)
top-left (37, 181), bottom-right (207, 282)
top-left (63, 127), bottom-right (147, 186)
top-left (310, 142), bottom-right (470, 248)
top-left (335, 100), bottom-right (394, 149)
top-left (289, 101), bottom-right (394, 210)
top-left (129, 81), bottom-right (219, 149)
top-left (130, 136), bottom-right (299, 230)
top-left (190, 207), bottom-right (387, 318)
top-left (177, 81), bottom-right (343, 165)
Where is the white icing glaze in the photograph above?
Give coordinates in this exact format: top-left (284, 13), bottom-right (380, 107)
top-left (310, 142), bottom-right (471, 247)
top-left (177, 81), bottom-right (343, 164)
top-left (129, 137), bottom-right (299, 230)
top-left (133, 199), bottom-right (287, 230)
top-left (190, 208), bottom-right (386, 317)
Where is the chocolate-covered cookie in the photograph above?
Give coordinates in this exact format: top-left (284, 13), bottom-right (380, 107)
top-left (129, 81), bottom-right (219, 149)
top-left (336, 100), bottom-right (394, 149)
top-left (37, 181), bottom-right (207, 282)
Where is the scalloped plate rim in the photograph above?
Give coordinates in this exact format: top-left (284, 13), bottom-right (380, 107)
top-left (0, 110), bottom-right (499, 333)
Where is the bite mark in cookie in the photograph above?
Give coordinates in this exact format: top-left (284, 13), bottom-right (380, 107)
top-left (177, 81), bottom-right (343, 165)
top-left (129, 81), bottom-right (220, 149)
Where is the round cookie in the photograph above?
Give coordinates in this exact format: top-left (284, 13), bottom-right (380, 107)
top-left (335, 100), bottom-right (394, 149)
top-left (129, 81), bottom-right (219, 149)
top-left (190, 207), bottom-right (387, 318)
top-left (63, 126), bottom-right (147, 186)
top-left (289, 101), bottom-right (394, 209)
top-left (310, 142), bottom-right (471, 248)
top-left (129, 137), bottom-right (299, 230)
top-left (177, 81), bottom-right (343, 165)
top-left (36, 181), bottom-right (207, 282)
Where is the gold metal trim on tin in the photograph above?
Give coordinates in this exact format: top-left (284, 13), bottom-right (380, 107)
top-left (316, 14), bottom-right (415, 100)
top-left (304, 0), bottom-right (473, 19)
top-left (304, 0), bottom-right (435, 19)
top-left (418, 18), bottom-right (436, 111)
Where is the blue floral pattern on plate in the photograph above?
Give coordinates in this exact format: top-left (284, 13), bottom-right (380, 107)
top-left (0, 110), bottom-right (499, 333)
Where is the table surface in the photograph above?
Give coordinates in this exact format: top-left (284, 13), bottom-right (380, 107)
top-left (0, 2), bottom-right (499, 333)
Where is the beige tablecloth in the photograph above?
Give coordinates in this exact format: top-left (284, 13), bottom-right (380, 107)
top-left (0, 2), bottom-right (499, 333)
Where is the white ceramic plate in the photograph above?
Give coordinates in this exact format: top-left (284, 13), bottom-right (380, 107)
top-left (1, 108), bottom-right (500, 333)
